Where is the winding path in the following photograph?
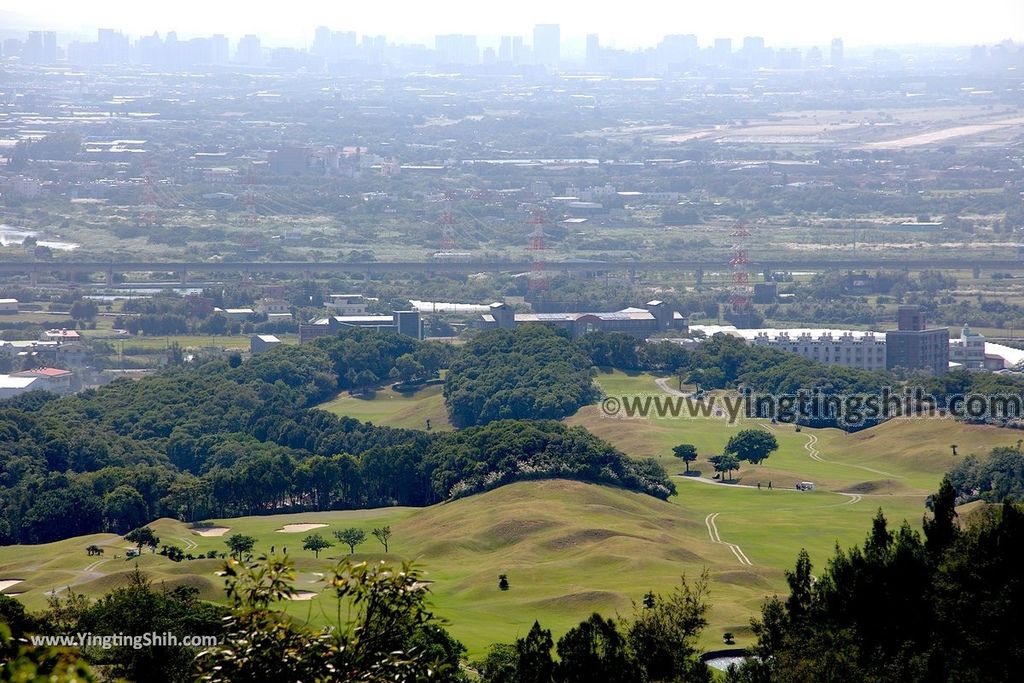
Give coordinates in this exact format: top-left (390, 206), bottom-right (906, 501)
top-left (654, 377), bottom-right (689, 398)
top-left (82, 558), bottom-right (110, 573)
top-left (801, 430), bottom-right (900, 479)
top-left (704, 512), bottom-right (753, 566)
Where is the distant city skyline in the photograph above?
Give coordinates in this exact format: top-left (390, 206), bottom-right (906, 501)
top-left (1, 0), bottom-right (1022, 49)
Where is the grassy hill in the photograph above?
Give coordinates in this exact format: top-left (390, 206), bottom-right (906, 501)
top-left (3, 369), bottom-right (1020, 657)
top-left (0, 477), bottom-right (931, 657)
top-left (317, 382), bottom-right (453, 431)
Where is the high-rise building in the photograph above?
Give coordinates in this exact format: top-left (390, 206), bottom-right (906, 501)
top-left (830, 38), bottom-right (845, 67)
top-left (498, 36), bottom-right (513, 63)
top-left (713, 38), bottom-right (732, 65)
top-left (97, 28), bottom-right (129, 64)
top-left (211, 34), bottom-right (229, 65)
top-left (585, 34), bottom-right (600, 70)
top-left (512, 36), bottom-right (528, 65)
top-left (313, 26), bottom-right (331, 56)
top-left (236, 34), bottom-right (263, 65)
top-left (658, 34), bottom-right (699, 67)
top-left (42, 31), bottom-right (57, 63)
top-left (533, 24), bottom-right (560, 66)
top-left (885, 305), bottom-right (949, 375)
top-left (435, 34), bottom-right (478, 65)
top-left (24, 31), bottom-right (43, 63)
top-left (741, 36), bottom-right (768, 68)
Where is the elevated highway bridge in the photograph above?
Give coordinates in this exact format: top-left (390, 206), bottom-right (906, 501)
top-left (0, 256), bottom-right (1011, 285)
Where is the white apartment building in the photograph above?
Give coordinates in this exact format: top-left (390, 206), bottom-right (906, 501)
top-left (949, 324), bottom-right (986, 369)
top-left (751, 330), bottom-right (887, 371)
top-left (325, 294), bottom-right (370, 316)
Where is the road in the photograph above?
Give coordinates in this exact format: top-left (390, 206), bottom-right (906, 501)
top-left (0, 255), bottom-right (1018, 282)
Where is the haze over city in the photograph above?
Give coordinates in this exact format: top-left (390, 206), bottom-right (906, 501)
top-left (1, 1), bottom-right (1024, 681)
top-left (1, 0), bottom-right (1022, 48)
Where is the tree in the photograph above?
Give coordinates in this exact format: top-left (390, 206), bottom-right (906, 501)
top-left (476, 643), bottom-right (517, 683)
top-left (725, 429), bottom-right (778, 465)
top-left (394, 353), bottom-right (425, 383)
top-left (673, 444), bottom-right (698, 474)
top-left (196, 556), bottom-right (464, 682)
top-left (710, 454), bottom-right (740, 481)
top-left (514, 621), bottom-right (555, 683)
top-left (160, 545), bottom-right (186, 562)
top-left (302, 533), bottom-right (333, 559)
top-left (498, 574), bottom-right (509, 591)
top-left (626, 572), bottom-right (711, 683)
top-left (924, 476), bottom-right (958, 555)
top-left (225, 534), bottom-right (256, 561)
top-left (86, 544), bottom-right (104, 556)
top-left (124, 526), bottom-right (159, 554)
top-left (372, 526), bottom-right (392, 553)
top-left (69, 299), bottom-right (98, 321)
top-left (102, 485), bottom-right (148, 534)
top-left (333, 527), bottom-right (366, 554)
top-left (556, 613), bottom-right (637, 683)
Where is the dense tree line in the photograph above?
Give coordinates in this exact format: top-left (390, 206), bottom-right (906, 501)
top-left (0, 330), bottom-right (666, 544)
top-left (444, 326), bottom-right (601, 427)
top-left (947, 445), bottom-right (1024, 504)
top-left (728, 480), bottom-right (1024, 682)
top-left (429, 420), bottom-right (674, 501)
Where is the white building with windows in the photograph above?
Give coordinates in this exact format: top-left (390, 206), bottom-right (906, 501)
top-left (949, 324), bottom-right (986, 369)
top-left (750, 330), bottom-right (887, 371)
top-left (325, 294), bottom-right (370, 316)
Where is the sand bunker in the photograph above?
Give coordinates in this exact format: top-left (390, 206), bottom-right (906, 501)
top-left (288, 590), bottom-right (319, 600)
top-left (276, 523), bottom-right (328, 533)
top-left (0, 579), bottom-right (23, 592)
top-left (192, 526), bottom-right (230, 537)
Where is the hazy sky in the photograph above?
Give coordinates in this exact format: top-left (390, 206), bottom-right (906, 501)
top-left (3, 0), bottom-right (1022, 48)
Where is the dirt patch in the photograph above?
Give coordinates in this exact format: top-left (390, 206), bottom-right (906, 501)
top-left (662, 546), bottom-right (704, 563)
top-left (840, 481), bottom-right (895, 494)
top-left (716, 570), bottom-right (772, 590)
top-left (480, 519), bottom-right (559, 546)
top-left (530, 590), bottom-right (628, 614)
top-left (192, 526), bottom-right (230, 537)
top-left (542, 528), bottom-right (644, 551)
top-left (276, 523), bottom-right (328, 533)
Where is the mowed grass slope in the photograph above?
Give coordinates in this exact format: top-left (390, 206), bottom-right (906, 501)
top-left (3, 369), bottom-right (1018, 657)
top-left (1, 481), bottom-right (770, 654)
top-left (318, 383), bottom-right (453, 431)
top-left (568, 371), bottom-right (1023, 495)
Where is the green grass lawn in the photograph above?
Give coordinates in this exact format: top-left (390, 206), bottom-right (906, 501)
top-left (317, 383), bottom-right (453, 431)
top-left (1, 368), bottom-right (1017, 658)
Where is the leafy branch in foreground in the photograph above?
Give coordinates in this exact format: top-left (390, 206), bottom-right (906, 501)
top-left (196, 554), bottom-right (465, 682)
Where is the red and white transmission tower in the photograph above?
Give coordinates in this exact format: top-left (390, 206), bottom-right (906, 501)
top-left (728, 222), bottom-right (752, 314)
top-left (527, 208), bottom-right (549, 297)
top-left (240, 166), bottom-right (262, 253)
top-left (140, 156), bottom-right (158, 228)
top-left (439, 191), bottom-right (457, 252)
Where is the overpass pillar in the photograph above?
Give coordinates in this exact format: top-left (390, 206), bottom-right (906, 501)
top-left (629, 268), bottom-right (636, 283)
top-left (105, 268), bottom-right (114, 286)
top-left (972, 265), bottom-right (981, 279)
top-left (695, 268), bottom-right (704, 286)
top-left (302, 269), bottom-right (312, 281)
top-left (179, 269), bottom-right (188, 285)
top-left (29, 270), bottom-right (38, 286)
